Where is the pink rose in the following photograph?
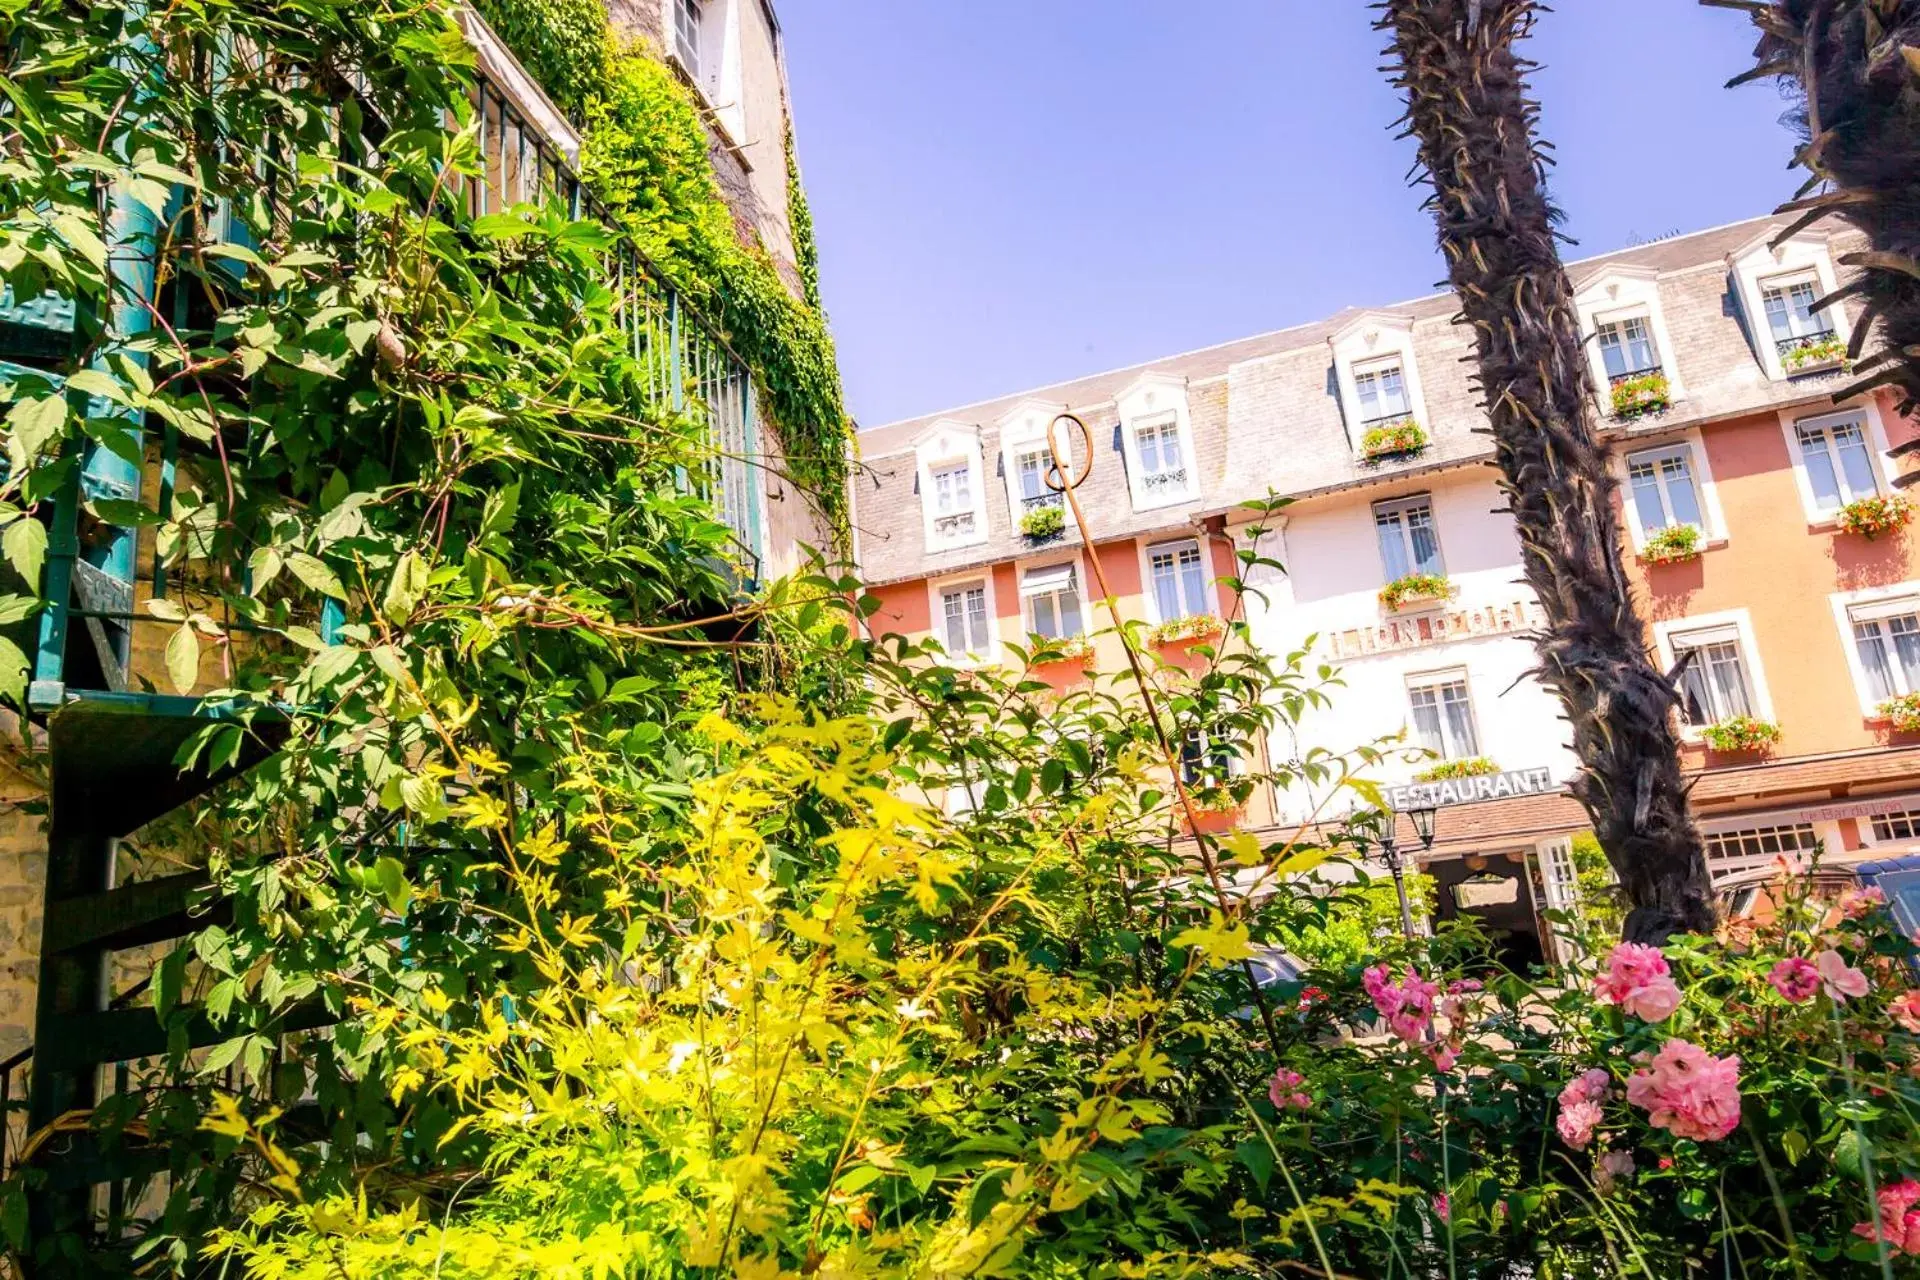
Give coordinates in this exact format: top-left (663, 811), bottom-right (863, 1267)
top-left (1891, 990), bottom-right (1920, 1035)
top-left (1268, 1067), bottom-right (1312, 1112)
top-left (1363, 965), bottom-right (1440, 1045)
top-left (1625, 1039), bottom-right (1742, 1143)
top-left (1816, 949), bottom-right (1871, 1002)
top-left (1842, 885), bottom-right (1888, 920)
top-left (1432, 1192), bottom-right (1449, 1222)
top-left (1556, 1099), bottom-right (1603, 1150)
top-left (1854, 1178), bottom-right (1920, 1257)
top-left (1594, 943), bottom-right (1683, 1022)
top-left (1428, 1041), bottom-right (1460, 1073)
top-left (1767, 956), bottom-right (1820, 1003)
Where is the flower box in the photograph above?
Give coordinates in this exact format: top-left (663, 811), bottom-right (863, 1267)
top-left (1610, 372), bottom-right (1671, 420)
top-left (1878, 692), bottom-right (1920, 733)
top-left (1036, 633), bottom-right (1094, 667)
top-left (1639, 523), bottom-right (1702, 565)
top-left (1181, 788), bottom-right (1246, 836)
top-left (1360, 420), bottom-right (1429, 462)
top-left (1149, 614), bottom-right (1225, 646)
top-left (1413, 756), bottom-right (1499, 783)
top-left (1018, 504), bottom-right (1065, 541)
top-left (1837, 494), bottom-right (1912, 541)
top-left (1781, 333), bottom-right (1848, 374)
top-left (1699, 715), bottom-right (1782, 753)
top-left (1378, 572), bottom-right (1456, 612)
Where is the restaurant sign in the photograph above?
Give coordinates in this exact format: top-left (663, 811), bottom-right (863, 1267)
top-left (1385, 766), bottom-right (1560, 811)
top-left (1327, 599), bottom-right (1546, 659)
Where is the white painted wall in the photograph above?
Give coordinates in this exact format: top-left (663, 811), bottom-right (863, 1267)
top-left (1241, 468), bottom-right (1580, 823)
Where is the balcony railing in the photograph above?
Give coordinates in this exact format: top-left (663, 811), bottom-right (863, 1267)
top-left (932, 512), bottom-right (977, 540)
top-left (467, 35), bottom-right (764, 578)
top-left (1361, 411), bottom-right (1416, 431)
top-left (1140, 466), bottom-right (1190, 498)
top-left (1020, 490), bottom-right (1063, 514)
top-left (1606, 364), bottom-right (1663, 388)
top-left (1776, 330), bottom-right (1843, 372)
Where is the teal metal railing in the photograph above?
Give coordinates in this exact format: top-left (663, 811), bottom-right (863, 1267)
top-left (1, 42), bottom-right (769, 703)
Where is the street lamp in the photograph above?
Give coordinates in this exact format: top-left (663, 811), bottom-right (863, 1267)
top-left (1374, 805), bottom-right (1438, 939)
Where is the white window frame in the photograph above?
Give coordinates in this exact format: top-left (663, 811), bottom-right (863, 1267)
top-left (1777, 405), bottom-right (1892, 525)
top-left (1405, 668), bottom-right (1481, 762)
top-left (927, 572), bottom-right (997, 664)
top-left (1729, 232), bottom-right (1851, 381)
top-left (997, 401), bottom-right (1071, 526)
top-left (1652, 609), bottom-right (1775, 740)
top-left (666, 0), bottom-right (746, 145)
top-left (1181, 723), bottom-right (1247, 791)
top-left (1330, 313), bottom-right (1430, 448)
top-left (1018, 557), bottom-right (1088, 641)
top-left (1114, 373), bottom-right (1197, 510)
top-left (1572, 267), bottom-right (1686, 410)
top-left (914, 420), bottom-right (990, 551)
top-left (1372, 492), bottom-right (1445, 582)
top-left (1616, 431), bottom-right (1727, 551)
top-left (1351, 356), bottom-right (1415, 430)
top-left (1140, 536), bottom-right (1214, 624)
top-left (1829, 579), bottom-right (1920, 718)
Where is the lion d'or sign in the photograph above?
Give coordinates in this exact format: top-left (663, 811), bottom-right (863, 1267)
top-left (1384, 766), bottom-right (1559, 811)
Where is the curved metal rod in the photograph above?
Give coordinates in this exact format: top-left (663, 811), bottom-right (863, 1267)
top-left (1039, 413), bottom-right (1281, 1043)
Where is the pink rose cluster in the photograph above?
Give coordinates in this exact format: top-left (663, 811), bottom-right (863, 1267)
top-left (1768, 950), bottom-right (1870, 1002)
top-left (1855, 1178), bottom-right (1920, 1257)
top-left (1593, 943), bottom-right (1682, 1022)
top-left (1891, 990), bottom-right (1920, 1034)
top-left (1268, 1067), bottom-right (1312, 1112)
top-left (1362, 965), bottom-right (1470, 1071)
top-left (1624, 1039), bottom-right (1742, 1143)
top-left (1555, 1067), bottom-right (1610, 1151)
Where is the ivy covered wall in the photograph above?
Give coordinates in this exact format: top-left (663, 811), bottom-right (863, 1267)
top-left (472, 0), bottom-right (850, 542)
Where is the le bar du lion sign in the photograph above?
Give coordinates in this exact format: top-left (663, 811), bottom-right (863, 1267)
top-left (1385, 766), bottom-right (1560, 812)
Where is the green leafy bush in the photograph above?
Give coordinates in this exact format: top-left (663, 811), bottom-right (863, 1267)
top-left (1700, 714), bottom-right (1783, 752)
top-left (1412, 755), bottom-right (1498, 782)
top-left (1838, 493), bottom-right (1913, 541)
top-left (1783, 331), bottom-right (1849, 372)
top-left (1018, 502), bottom-right (1066, 540)
top-left (1360, 419), bottom-right (1428, 460)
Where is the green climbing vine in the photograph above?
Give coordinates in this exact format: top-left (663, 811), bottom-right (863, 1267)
top-left (470, 0), bottom-right (851, 543)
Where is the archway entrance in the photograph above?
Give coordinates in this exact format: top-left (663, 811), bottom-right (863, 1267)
top-left (1429, 850), bottom-right (1545, 971)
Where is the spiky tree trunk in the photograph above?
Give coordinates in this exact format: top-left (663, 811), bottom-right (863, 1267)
top-left (1712, 0), bottom-right (1920, 414)
top-left (1381, 0), bottom-right (1717, 943)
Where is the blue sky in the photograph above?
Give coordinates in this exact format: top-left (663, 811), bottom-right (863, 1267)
top-left (780, 1), bottom-right (1803, 428)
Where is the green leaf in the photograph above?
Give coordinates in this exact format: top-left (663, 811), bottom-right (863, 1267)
top-left (308, 645), bottom-right (359, 686)
top-left (373, 855), bottom-right (412, 915)
top-left (0, 519), bottom-right (43, 586)
top-left (382, 551), bottom-right (430, 623)
top-left (471, 212), bottom-right (543, 239)
top-left (165, 621), bottom-right (199, 694)
top-left (248, 546), bottom-right (283, 594)
top-left (286, 552), bottom-right (347, 601)
top-left (1234, 1139), bottom-right (1273, 1193)
top-left (0, 637), bottom-right (28, 708)
top-left (0, 595), bottom-right (38, 626)
top-left (50, 212), bottom-right (107, 272)
top-left (197, 1034), bottom-right (248, 1077)
top-left (62, 368), bottom-right (126, 403)
top-left (967, 1168), bottom-right (1012, 1230)
top-left (7, 394), bottom-right (65, 459)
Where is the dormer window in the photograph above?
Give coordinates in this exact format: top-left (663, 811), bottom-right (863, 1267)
top-left (1330, 313), bottom-right (1429, 455)
top-left (1596, 315), bottom-right (1660, 382)
top-left (929, 462), bottom-right (976, 540)
top-left (1114, 373), bottom-right (1198, 510)
top-left (1133, 414), bottom-right (1188, 499)
top-left (1761, 273), bottom-right (1840, 370)
top-left (1354, 358), bottom-right (1413, 429)
top-left (1795, 414), bottom-right (1878, 514)
top-left (1729, 230), bottom-right (1850, 380)
top-left (1011, 446), bottom-right (1062, 517)
top-left (914, 420), bottom-right (989, 550)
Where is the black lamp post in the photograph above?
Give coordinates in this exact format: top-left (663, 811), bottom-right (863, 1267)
top-left (1374, 805), bottom-right (1438, 939)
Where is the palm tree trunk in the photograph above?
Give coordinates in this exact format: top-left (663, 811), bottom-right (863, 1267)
top-left (1711, 0), bottom-right (1920, 415)
top-left (1381, 0), bottom-right (1717, 943)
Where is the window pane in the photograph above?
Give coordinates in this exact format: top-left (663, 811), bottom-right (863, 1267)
top-left (1150, 552), bottom-right (1182, 621)
top-left (1599, 326), bottom-right (1628, 379)
top-left (1625, 317), bottom-right (1657, 371)
top-left (1856, 621), bottom-right (1898, 702)
top-left (1703, 641), bottom-right (1752, 719)
top-left (1677, 662), bottom-right (1714, 725)
top-left (1408, 688), bottom-right (1446, 754)
top-left (1628, 461), bottom-right (1667, 533)
top-left (1763, 287), bottom-right (1792, 341)
top-left (1407, 505), bottom-right (1443, 575)
top-left (1178, 544), bottom-right (1208, 615)
top-left (1058, 589), bottom-right (1083, 637)
top-left (1660, 454), bottom-right (1703, 528)
top-left (966, 587), bottom-right (988, 652)
top-left (1378, 367), bottom-right (1408, 417)
top-left (1440, 682), bottom-right (1479, 757)
top-left (1031, 592), bottom-right (1060, 639)
top-left (1797, 428), bottom-right (1844, 510)
top-left (1894, 616), bottom-right (1920, 692)
top-left (942, 592), bottom-right (966, 653)
top-left (1833, 421), bottom-right (1878, 499)
top-left (1019, 454), bottom-right (1045, 500)
top-left (1376, 509), bottom-right (1411, 581)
